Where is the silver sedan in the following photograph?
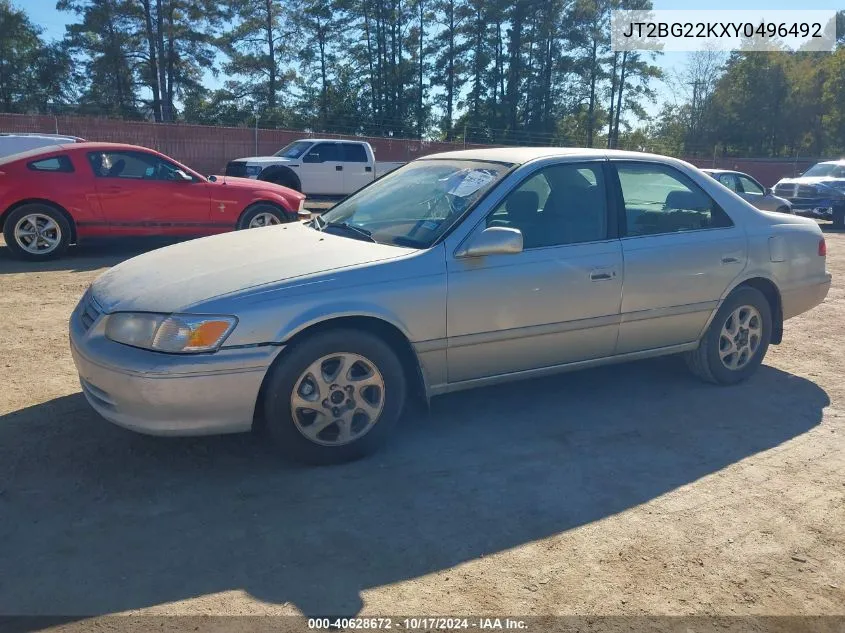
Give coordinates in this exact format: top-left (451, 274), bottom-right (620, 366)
top-left (702, 168), bottom-right (793, 214)
top-left (70, 148), bottom-right (832, 464)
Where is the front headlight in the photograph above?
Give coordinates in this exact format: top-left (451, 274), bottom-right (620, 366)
top-left (105, 313), bottom-right (238, 353)
top-left (246, 165), bottom-right (263, 177)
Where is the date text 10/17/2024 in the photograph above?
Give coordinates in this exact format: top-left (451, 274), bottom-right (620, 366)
top-left (308, 617), bottom-right (528, 630)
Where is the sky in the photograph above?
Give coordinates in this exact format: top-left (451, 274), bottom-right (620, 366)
top-left (18, 0), bottom-right (845, 122)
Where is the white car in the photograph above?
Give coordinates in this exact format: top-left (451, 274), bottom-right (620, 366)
top-left (225, 139), bottom-right (405, 196)
top-left (0, 133), bottom-right (85, 159)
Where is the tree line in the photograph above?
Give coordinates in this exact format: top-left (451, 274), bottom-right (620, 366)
top-left (0, 0), bottom-right (844, 156)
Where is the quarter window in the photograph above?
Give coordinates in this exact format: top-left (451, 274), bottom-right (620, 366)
top-left (615, 163), bottom-right (733, 237)
top-left (28, 156), bottom-right (74, 172)
top-left (486, 163), bottom-right (608, 248)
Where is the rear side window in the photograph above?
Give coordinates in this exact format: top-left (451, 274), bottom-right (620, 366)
top-left (28, 156), bottom-right (74, 173)
top-left (341, 144), bottom-right (368, 162)
top-left (614, 162), bottom-right (733, 237)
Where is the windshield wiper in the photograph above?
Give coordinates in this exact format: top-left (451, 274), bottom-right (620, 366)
top-left (323, 221), bottom-right (377, 242)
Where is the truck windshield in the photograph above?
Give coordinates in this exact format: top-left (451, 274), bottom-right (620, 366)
top-left (314, 159), bottom-right (512, 248)
top-left (274, 141), bottom-right (313, 159)
top-left (803, 163), bottom-right (845, 178)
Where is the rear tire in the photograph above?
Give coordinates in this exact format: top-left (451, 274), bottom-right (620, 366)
top-left (259, 329), bottom-right (407, 465)
top-left (3, 203), bottom-right (71, 260)
top-left (685, 286), bottom-right (772, 385)
top-left (237, 203), bottom-right (292, 229)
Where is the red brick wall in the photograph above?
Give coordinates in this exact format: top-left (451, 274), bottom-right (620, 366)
top-left (0, 112), bottom-right (829, 185)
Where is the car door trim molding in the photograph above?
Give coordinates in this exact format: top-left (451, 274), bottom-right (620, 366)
top-left (620, 300), bottom-right (719, 323)
top-left (447, 312), bottom-right (622, 350)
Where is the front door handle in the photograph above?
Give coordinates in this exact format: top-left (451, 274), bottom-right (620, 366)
top-left (721, 256), bottom-right (740, 264)
top-left (335, 165), bottom-right (343, 171)
top-left (590, 269), bottom-right (616, 281)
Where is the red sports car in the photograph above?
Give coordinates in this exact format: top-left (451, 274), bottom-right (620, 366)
top-left (0, 142), bottom-right (307, 260)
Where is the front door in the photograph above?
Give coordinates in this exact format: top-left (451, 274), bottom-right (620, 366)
top-left (88, 150), bottom-right (210, 234)
top-left (611, 161), bottom-right (747, 354)
top-left (446, 161), bottom-right (623, 384)
top-left (300, 142), bottom-right (342, 195)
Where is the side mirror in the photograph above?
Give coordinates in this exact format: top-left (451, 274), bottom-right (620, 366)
top-left (456, 226), bottom-right (523, 258)
top-left (207, 175), bottom-right (218, 183)
top-left (765, 187), bottom-right (772, 195)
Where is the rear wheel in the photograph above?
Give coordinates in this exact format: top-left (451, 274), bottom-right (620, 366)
top-left (259, 329), bottom-right (407, 465)
top-left (3, 204), bottom-right (71, 260)
top-left (685, 286), bottom-right (772, 385)
top-left (237, 203), bottom-right (292, 229)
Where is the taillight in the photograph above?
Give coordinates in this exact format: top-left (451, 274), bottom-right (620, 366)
top-left (819, 238), bottom-right (827, 256)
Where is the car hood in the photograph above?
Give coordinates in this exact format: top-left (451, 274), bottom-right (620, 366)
top-left (91, 223), bottom-right (412, 313)
top-left (777, 176), bottom-right (845, 190)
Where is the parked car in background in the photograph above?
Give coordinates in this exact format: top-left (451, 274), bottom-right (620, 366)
top-left (70, 148), bottom-right (830, 464)
top-left (774, 160), bottom-right (845, 228)
top-left (702, 169), bottom-right (793, 214)
top-left (0, 133), bottom-right (85, 159)
top-left (225, 139), bottom-right (405, 196)
top-left (1, 142), bottom-right (306, 260)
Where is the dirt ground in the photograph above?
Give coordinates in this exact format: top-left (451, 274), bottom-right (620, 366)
top-left (0, 228), bottom-right (843, 631)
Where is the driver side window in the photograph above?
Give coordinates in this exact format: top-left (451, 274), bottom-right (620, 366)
top-left (486, 163), bottom-right (608, 248)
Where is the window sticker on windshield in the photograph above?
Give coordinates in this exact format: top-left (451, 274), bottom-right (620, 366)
top-left (446, 169), bottom-right (497, 197)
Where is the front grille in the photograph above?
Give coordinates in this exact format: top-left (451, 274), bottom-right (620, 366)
top-left (78, 291), bottom-right (103, 332)
top-left (225, 161), bottom-right (247, 178)
top-left (797, 185), bottom-right (818, 198)
top-left (774, 184), bottom-right (796, 198)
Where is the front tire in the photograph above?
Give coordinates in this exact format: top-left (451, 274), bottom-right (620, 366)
top-left (3, 204), bottom-right (71, 260)
top-left (685, 286), bottom-right (772, 385)
top-left (260, 329), bottom-right (407, 465)
top-left (237, 203), bottom-right (292, 229)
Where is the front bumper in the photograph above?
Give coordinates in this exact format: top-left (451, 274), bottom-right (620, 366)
top-left (69, 297), bottom-right (282, 436)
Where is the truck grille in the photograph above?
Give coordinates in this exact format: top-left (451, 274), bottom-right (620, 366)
top-left (774, 184), bottom-right (796, 198)
top-left (225, 161), bottom-right (247, 178)
top-left (78, 291), bottom-right (103, 331)
top-left (774, 184), bottom-right (820, 199)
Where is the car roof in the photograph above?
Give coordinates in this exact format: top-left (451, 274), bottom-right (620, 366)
top-left (58, 141), bottom-right (153, 152)
top-left (814, 160), bottom-right (845, 166)
top-left (301, 138), bottom-right (367, 145)
top-left (417, 147), bottom-right (678, 165)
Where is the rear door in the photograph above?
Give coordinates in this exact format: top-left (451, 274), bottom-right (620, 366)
top-left (611, 161), bottom-right (746, 354)
top-left (87, 150), bottom-right (211, 235)
top-left (340, 143), bottom-right (374, 194)
top-left (300, 142), bottom-right (342, 195)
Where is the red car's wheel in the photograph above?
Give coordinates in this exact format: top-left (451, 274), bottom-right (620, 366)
top-left (237, 203), bottom-right (294, 230)
top-left (3, 204), bottom-right (71, 261)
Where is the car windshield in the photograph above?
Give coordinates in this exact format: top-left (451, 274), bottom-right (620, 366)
top-left (274, 141), bottom-right (313, 159)
top-left (803, 163), bottom-right (845, 178)
top-left (314, 159), bottom-right (512, 248)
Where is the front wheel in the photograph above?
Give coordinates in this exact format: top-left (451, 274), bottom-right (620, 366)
top-left (685, 286), bottom-right (772, 385)
top-left (259, 329), bottom-right (407, 465)
top-left (237, 203), bottom-right (292, 230)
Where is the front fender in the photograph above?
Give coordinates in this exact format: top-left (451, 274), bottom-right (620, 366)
top-left (274, 300), bottom-right (415, 344)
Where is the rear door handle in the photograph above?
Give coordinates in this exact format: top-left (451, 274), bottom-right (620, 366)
top-left (335, 165), bottom-right (343, 171)
top-left (721, 256), bottom-right (740, 264)
top-left (590, 269), bottom-right (616, 281)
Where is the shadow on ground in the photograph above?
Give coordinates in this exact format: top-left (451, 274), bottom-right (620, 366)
top-left (0, 238), bottom-right (182, 274)
top-left (0, 358), bottom-right (828, 620)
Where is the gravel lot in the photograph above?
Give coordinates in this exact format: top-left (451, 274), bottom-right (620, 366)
top-left (0, 228), bottom-right (843, 630)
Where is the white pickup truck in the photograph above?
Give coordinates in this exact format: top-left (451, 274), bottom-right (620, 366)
top-left (225, 139), bottom-right (405, 196)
